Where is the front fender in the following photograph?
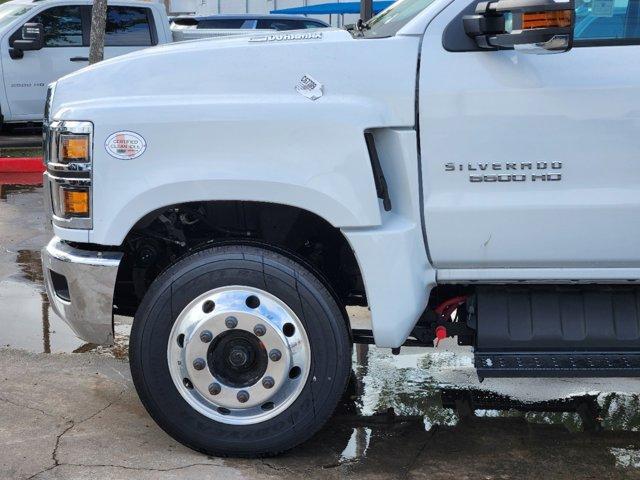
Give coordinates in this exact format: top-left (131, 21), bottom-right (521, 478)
top-left (79, 97), bottom-right (387, 245)
top-left (97, 178), bottom-right (373, 245)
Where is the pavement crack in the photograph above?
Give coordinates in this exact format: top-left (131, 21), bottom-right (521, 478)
top-left (26, 390), bottom-right (128, 480)
top-left (0, 395), bottom-right (59, 419)
top-left (25, 421), bottom-right (74, 480)
top-left (52, 421), bottom-right (76, 466)
top-left (74, 389), bottom-right (125, 427)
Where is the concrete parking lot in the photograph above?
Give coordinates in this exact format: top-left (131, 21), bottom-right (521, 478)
top-left (3, 182), bottom-right (640, 479)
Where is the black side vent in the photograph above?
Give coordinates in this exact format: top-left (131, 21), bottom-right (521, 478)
top-left (364, 132), bottom-right (391, 212)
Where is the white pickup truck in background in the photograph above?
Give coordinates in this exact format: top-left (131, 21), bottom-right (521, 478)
top-left (0, 0), bottom-right (328, 126)
top-left (0, 0), bottom-right (172, 125)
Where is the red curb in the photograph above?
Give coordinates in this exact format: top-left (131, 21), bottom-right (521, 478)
top-left (0, 157), bottom-right (44, 173)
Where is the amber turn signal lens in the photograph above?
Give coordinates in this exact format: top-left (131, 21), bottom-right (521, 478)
top-left (61, 135), bottom-right (89, 162)
top-left (62, 189), bottom-right (89, 216)
top-left (522, 10), bottom-right (572, 29)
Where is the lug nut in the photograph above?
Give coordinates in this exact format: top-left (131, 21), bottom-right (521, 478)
top-left (253, 324), bottom-right (266, 337)
top-left (262, 376), bottom-right (275, 389)
top-left (225, 316), bottom-right (238, 329)
top-left (237, 390), bottom-right (250, 403)
top-left (192, 358), bottom-right (206, 370)
top-left (202, 300), bottom-right (215, 313)
top-left (200, 330), bottom-right (213, 343)
top-left (208, 382), bottom-right (221, 395)
top-left (269, 349), bottom-right (282, 362)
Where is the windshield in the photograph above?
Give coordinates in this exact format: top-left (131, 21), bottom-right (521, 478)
top-left (360, 0), bottom-right (437, 38)
top-left (0, 3), bottom-right (33, 30)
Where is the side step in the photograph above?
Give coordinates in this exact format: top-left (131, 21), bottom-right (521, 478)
top-left (476, 352), bottom-right (640, 378)
top-left (474, 286), bottom-right (640, 379)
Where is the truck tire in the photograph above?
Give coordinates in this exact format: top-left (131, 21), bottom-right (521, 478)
top-left (129, 244), bottom-right (352, 456)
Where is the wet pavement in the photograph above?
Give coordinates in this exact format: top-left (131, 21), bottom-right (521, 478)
top-left (3, 182), bottom-right (640, 479)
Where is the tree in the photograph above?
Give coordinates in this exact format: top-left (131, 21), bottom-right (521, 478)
top-left (360, 0), bottom-right (373, 21)
top-left (88, 0), bottom-right (107, 64)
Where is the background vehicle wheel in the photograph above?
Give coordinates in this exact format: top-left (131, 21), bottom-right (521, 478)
top-left (130, 244), bottom-right (352, 456)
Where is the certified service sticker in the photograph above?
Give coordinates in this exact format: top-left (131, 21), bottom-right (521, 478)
top-left (105, 131), bottom-right (146, 160)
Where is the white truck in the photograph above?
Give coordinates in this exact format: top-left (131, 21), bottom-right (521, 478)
top-left (0, 0), bottom-right (172, 125)
top-left (41, 0), bottom-right (640, 457)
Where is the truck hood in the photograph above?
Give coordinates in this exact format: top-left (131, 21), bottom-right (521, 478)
top-left (51, 27), bottom-right (419, 126)
top-left (53, 28), bottom-right (347, 106)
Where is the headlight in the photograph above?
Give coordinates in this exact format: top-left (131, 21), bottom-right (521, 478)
top-left (44, 120), bottom-right (93, 229)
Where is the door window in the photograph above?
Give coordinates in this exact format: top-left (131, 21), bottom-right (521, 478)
top-left (105, 6), bottom-right (153, 46)
top-left (575, 0), bottom-right (640, 41)
top-left (31, 5), bottom-right (83, 47)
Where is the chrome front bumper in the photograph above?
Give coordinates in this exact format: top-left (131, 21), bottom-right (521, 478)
top-left (41, 237), bottom-right (123, 345)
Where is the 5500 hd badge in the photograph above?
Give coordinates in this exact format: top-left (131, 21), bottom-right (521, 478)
top-left (445, 162), bottom-right (563, 183)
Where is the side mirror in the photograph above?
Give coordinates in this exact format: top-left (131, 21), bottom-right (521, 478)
top-left (464, 0), bottom-right (574, 54)
top-left (10, 23), bottom-right (44, 59)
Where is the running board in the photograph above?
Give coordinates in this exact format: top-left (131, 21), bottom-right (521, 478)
top-left (476, 352), bottom-right (640, 379)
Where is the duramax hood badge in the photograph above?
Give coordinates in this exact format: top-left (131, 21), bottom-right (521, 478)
top-left (296, 75), bottom-right (323, 101)
top-left (105, 131), bottom-right (146, 160)
top-left (250, 32), bottom-right (323, 43)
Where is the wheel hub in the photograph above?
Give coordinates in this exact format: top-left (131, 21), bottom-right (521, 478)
top-left (167, 286), bottom-right (310, 425)
top-left (208, 330), bottom-right (268, 388)
top-left (229, 347), bottom-right (248, 367)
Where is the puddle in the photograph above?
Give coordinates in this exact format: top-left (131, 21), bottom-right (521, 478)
top-left (276, 345), bottom-right (640, 477)
top-left (339, 427), bottom-right (372, 464)
top-left (350, 343), bottom-right (640, 434)
top-left (0, 184), bottom-right (127, 357)
top-left (0, 248), bottom-right (131, 357)
top-left (611, 447), bottom-right (640, 469)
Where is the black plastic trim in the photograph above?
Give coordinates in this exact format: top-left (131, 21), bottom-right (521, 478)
top-left (364, 132), bottom-right (392, 212)
top-left (50, 270), bottom-right (70, 302)
top-left (445, 0), bottom-right (640, 51)
top-left (443, 0), bottom-right (498, 52)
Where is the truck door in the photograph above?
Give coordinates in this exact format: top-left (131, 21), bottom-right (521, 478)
top-left (1, 5), bottom-right (88, 121)
top-left (419, 0), bottom-right (640, 272)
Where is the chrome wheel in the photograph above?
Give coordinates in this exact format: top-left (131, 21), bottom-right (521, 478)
top-left (167, 286), bottom-right (311, 425)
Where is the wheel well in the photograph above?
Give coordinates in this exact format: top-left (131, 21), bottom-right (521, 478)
top-left (114, 201), bottom-right (366, 316)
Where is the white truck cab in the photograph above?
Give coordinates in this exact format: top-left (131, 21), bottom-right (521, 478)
top-left (41, 0), bottom-right (640, 457)
top-left (0, 0), bottom-right (170, 124)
